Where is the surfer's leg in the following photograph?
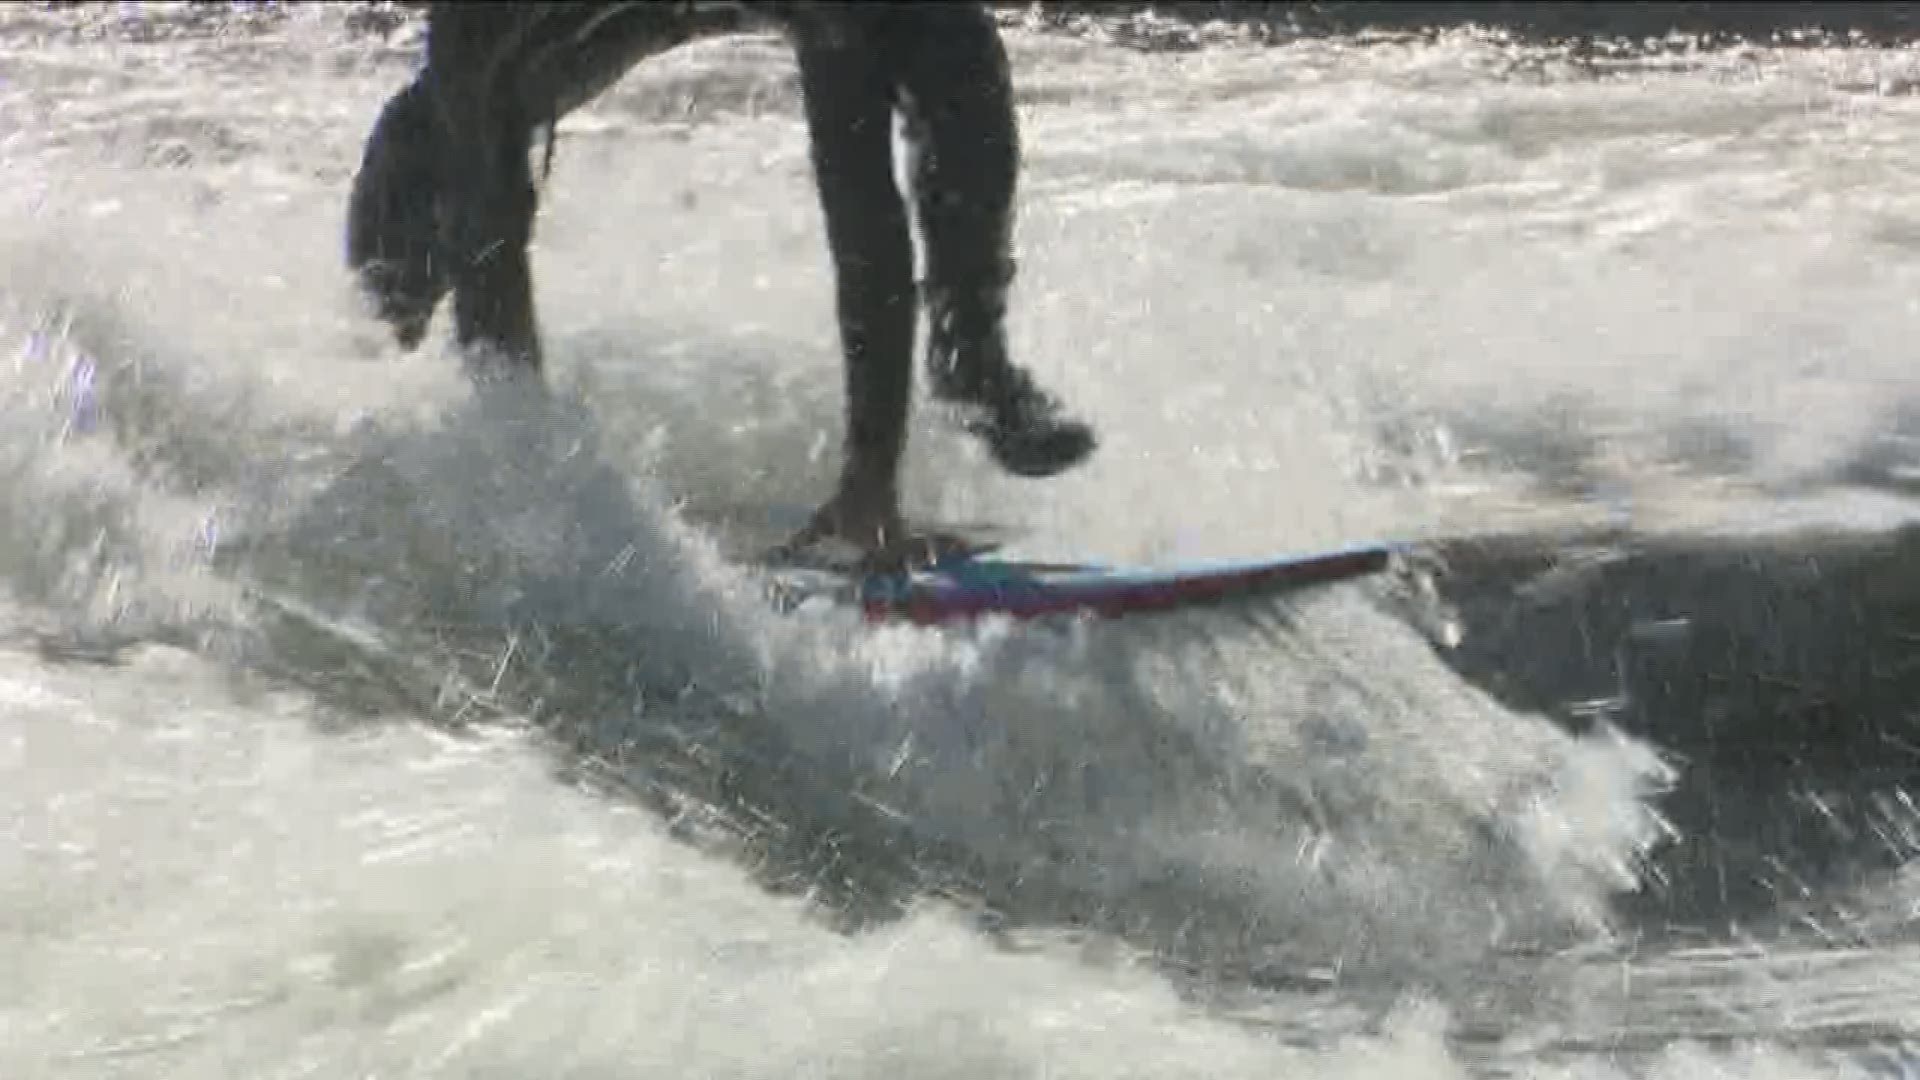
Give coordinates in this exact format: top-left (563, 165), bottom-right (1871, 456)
top-left (347, 76), bottom-right (445, 351)
top-left (349, 3), bottom-right (739, 362)
top-left (782, 10), bottom-right (917, 553)
top-left (890, 4), bottom-right (1096, 479)
top-left (416, 3), bottom-right (552, 380)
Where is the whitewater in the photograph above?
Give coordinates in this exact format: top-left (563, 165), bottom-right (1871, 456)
top-left (6, 3), bottom-right (1920, 1077)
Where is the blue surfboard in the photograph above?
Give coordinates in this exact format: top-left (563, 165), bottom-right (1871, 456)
top-left (766, 541), bottom-right (1398, 625)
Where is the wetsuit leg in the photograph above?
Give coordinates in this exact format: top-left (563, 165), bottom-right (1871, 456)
top-left (423, 2), bottom-right (545, 380)
top-left (787, 9), bottom-right (918, 546)
top-left (887, 3), bottom-right (1096, 478)
top-left (347, 3), bottom-right (750, 367)
top-left (346, 75), bottom-right (445, 350)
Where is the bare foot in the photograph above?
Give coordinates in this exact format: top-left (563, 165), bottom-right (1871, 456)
top-left (773, 485), bottom-right (906, 564)
top-left (849, 531), bottom-right (988, 575)
top-left (770, 488), bottom-right (993, 574)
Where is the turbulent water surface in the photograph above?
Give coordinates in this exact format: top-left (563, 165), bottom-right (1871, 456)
top-left (7, 3), bottom-right (1920, 1077)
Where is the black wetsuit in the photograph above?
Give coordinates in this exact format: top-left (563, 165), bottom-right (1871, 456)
top-left (346, 1), bottom-right (1094, 548)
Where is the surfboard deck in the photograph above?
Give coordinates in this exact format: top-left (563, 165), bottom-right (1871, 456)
top-left (762, 539), bottom-right (1398, 626)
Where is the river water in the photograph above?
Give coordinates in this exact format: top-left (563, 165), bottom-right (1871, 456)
top-left (6, 4), bottom-right (1920, 1077)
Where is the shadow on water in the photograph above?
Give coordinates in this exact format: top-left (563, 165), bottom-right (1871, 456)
top-left (1413, 517), bottom-right (1920, 935)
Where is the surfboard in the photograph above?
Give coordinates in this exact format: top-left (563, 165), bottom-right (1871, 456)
top-left (764, 541), bottom-right (1398, 626)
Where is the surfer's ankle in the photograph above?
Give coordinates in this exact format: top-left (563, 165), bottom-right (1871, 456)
top-left (922, 275), bottom-right (1013, 404)
top-left (830, 465), bottom-right (899, 512)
